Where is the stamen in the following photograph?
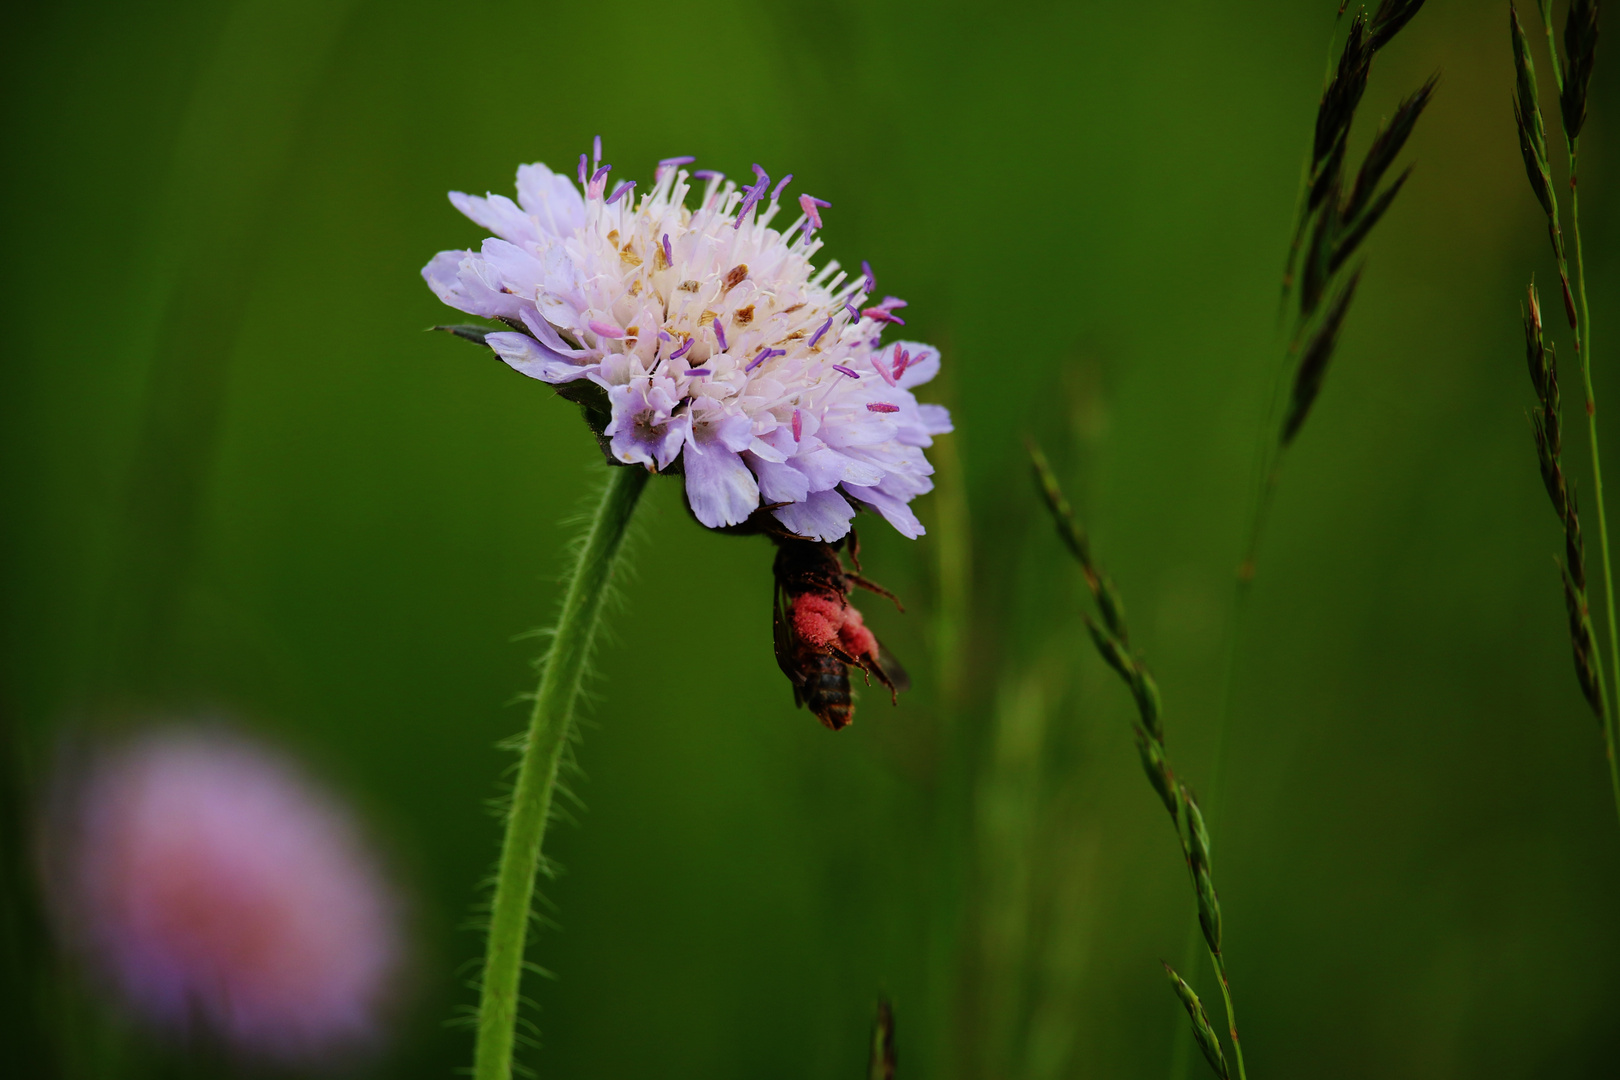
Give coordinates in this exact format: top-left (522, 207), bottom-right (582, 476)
top-left (892, 344), bottom-right (911, 378)
top-left (873, 353), bottom-right (897, 387)
top-left (747, 347), bottom-right (786, 373)
top-left (845, 302), bottom-right (861, 322)
top-left (792, 408), bottom-right (803, 441)
top-left (593, 135), bottom-right (602, 166)
top-left (670, 337), bottom-right (694, 360)
top-left (693, 169), bottom-right (724, 181)
top-left (881, 296), bottom-right (908, 310)
top-left (862, 307), bottom-right (905, 325)
top-left (657, 155), bottom-right (695, 179)
top-left (590, 163), bottom-right (612, 185)
top-left (809, 314), bottom-right (834, 347)
top-left (772, 173), bottom-right (793, 201)
top-left (606, 180), bottom-right (634, 204)
top-left (861, 261), bottom-right (875, 294)
top-left (662, 234), bottom-right (673, 265)
top-left (713, 319), bottom-right (728, 350)
top-left (686, 368), bottom-right (712, 377)
top-left (578, 154), bottom-right (587, 186)
top-left (832, 365), bottom-right (860, 379)
top-left (588, 319), bottom-right (626, 339)
top-left (659, 330), bottom-right (673, 342)
top-left (866, 402), bottom-right (900, 413)
top-left (798, 194), bottom-right (830, 230)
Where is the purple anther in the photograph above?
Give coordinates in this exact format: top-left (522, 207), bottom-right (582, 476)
top-left (659, 330), bottom-right (673, 342)
top-left (809, 314), bottom-right (834, 348)
top-left (792, 408), bottom-right (803, 442)
top-left (662, 234), bottom-right (673, 265)
top-left (713, 319), bottom-right (728, 350)
top-left (881, 296), bottom-right (908, 310)
top-left (845, 302), bottom-right (862, 322)
top-left (578, 153), bottom-right (588, 186)
top-left (752, 163), bottom-right (770, 188)
top-left (798, 194), bottom-right (830, 230)
top-left (670, 337), bottom-right (694, 360)
top-left (590, 163), bottom-right (613, 185)
top-left (685, 368), bottom-right (712, 377)
top-left (747, 347), bottom-right (786, 373)
top-left (692, 169), bottom-right (724, 181)
top-left (588, 319), bottom-right (626, 339)
top-left (832, 364), bottom-right (860, 379)
top-left (658, 155), bottom-right (696, 175)
top-left (866, 402), bottom-right (900, 413)
top-left (772, 173), bottom-right (793, 201)
top-left (593, 135), bottom-right (602, 166)
top-left (734, 187), bottom-right (766, 228)
top-left (862, 307), bottom-right (905, 326)
top-left (892, 344), bottom-right (911, 377)
top-left (606, 180), bottom-right (634, 205)
top-left (861, 261), bottom-right (875, 293)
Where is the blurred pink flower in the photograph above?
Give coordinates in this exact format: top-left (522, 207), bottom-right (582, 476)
top-left (44, 727), bottom-right (402, 1064)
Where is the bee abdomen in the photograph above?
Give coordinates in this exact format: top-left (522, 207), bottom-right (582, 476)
top-left (804, 653), bottom-right (854, 731)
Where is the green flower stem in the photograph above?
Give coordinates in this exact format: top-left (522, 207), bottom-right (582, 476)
top-left (473, 463), bottom-right (648, 1080)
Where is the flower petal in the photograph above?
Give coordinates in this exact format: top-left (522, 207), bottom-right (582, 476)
top-left (449, 191), bottom-right (539, 245)
top-left (683, 442), bottom-right (760, 527)
top-left (773, 488), bottom-right (855, 541)
top-left (486, 332), bottom-right (597, 384)
top-left (515, 162), bottom-right (586, 237)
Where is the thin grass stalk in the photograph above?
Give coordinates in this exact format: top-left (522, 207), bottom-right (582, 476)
top-left (1030, 444), bottom-right (1247, 1080)
top-left (473, 464), bottom-right (648, 1080)
top-left (1568, 174), bottom-right (1620, 804)
top-left (1172, 7), bottom-right (1434, 1075)
top-left (1512, 1), bottom-right (1620, 824)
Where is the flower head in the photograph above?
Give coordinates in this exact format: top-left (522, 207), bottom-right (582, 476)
top-left (42, 727), bottom-right (403, 1064)
top-left (424, 141), bottom-right (952, 541)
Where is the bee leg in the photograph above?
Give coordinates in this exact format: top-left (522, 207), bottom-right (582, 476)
top-left (848, 574), bottom-right (905, 612)
top-left (846, 526), bottom-right (863, 573)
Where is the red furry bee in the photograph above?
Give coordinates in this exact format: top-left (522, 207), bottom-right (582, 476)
top-left (770, 529), bottom-right (909, 730)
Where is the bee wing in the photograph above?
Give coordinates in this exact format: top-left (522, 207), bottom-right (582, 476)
top-left (772, 585), bottom-right (796, 680)
top-left (872, 638), bottom-right (911, 696)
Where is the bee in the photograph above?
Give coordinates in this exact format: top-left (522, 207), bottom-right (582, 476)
top-left (770, 528), bottom-right (909, 730)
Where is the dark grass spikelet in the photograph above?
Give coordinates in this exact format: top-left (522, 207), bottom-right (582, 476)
top-left (1512, 4), bottom-right (1580, 326)
top-left (1283, 269), bottom-right (1363, 445)
top-left (1164, 963), bottom-right (1230, 1080)
top-left (1281, 2), bottom-right (1433, 445)
top-left (1562, 0), bottom-right (1601, 140)
top-left (1525, 283), bottom-right (1606, 721)
top-left (1031, 444), bottom-right (1240, 1078)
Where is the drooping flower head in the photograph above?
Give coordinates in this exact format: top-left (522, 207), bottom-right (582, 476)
top-left (424, 140), bottom-right (952, 542)
top-left (42, 727), bottom-right (403, 1065)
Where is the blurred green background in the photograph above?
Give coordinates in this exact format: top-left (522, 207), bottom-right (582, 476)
top-left (5, 0), bottom-right (1620, 1076)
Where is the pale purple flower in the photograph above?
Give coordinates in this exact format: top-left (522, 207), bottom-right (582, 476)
top-left (423, 139), bottom-right (953, 540)
top-left (43, 728), bottom-right (402, 1065)
top-left (604, 376), bottom-right (689, 469)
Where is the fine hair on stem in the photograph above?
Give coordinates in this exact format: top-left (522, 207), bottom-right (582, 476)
top-left (472, 464), bottom-right (648, 1080)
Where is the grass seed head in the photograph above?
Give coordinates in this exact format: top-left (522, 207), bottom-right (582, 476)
top-left (1561, 560), bottom-right (1605, 720)
top-left (1369, 0), bottom-right (1428, 52)
top-left (1561, 0), bottom-right (1601, 140)
top-left (1163, 962), bottom-right (1230, 1080)
top-left (1512, 6), bottom-right (1556, 216)
top-left (1283, 269), bottom-right (1364, 445)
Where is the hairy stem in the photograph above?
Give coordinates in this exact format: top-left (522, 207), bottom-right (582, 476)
top-left (474, 464), bottom-right (648, 1080)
